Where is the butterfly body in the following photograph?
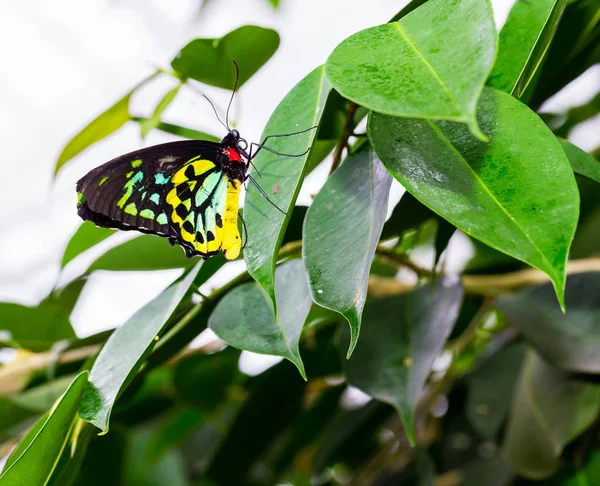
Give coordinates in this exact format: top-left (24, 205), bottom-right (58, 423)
top-left (76, 132), bottom-right (247, 260)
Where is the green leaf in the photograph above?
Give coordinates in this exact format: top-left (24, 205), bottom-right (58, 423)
top-left (381, 192), bottom-right (435, 240)
top-left (560, 138), bottom-right (600, 183)
top-left (39, 279), bottom-right (87, 317)
top-left (10, 375), bottom-right (77, 412)
top-left (139, 84), bottom-right (181, 138)
top-left (304, 144), bottom-right (392, 357)
top-left (530, 0), bottom-right (600, 107)
top-left (339, 278), bottom-right (463, 445)
top-left (173, 347), bottom-right (241, 410)
top-left (498, 272), bottom-right (600, 373)
top-left (88, 234), bottom-right (192, 272)
top-left (131, 117), bottom-right (219, 142)
top-left (505, 350), bottom-right (600, 479)
top-left (0, 372), bottom-right (88, 485)
top-left (62, 222), bottom-right (114, 267)
top-left (244, 65), bottom-right (329, 309)
top-left (47, 420), bottom-right (95, 486)
top-left (488, 0), bottom-right (568, 99)
top-left (209, 259), bottom-right (312, 378)
top-left (79, 263), bottom-right (201, 433)
top-left (54, 73), bottom-right (157, 174)
top-left (466, 343), bottom-right (526, 439)
top-left (0, 303), bottom-right (75, 351)
top-left (389, 0), bottom-right (429, 22)
top-left (325, 0), bottom-right (497, 139)
top-left (369, 87), bottom-right (579, 309)
top-left (171, 26), bottom-right (280, 89)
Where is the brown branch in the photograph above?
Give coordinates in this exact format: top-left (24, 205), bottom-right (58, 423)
top-left (375, 246), bottom-right (433, 277)
top-left (330, 101), bottom-right (359, 175)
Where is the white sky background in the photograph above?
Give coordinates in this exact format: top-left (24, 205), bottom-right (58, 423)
top-left (0, 0), bottom-right (599, 338)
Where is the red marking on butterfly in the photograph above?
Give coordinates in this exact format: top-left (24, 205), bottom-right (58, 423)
top-left (224, 147), bottom-right (243, 163)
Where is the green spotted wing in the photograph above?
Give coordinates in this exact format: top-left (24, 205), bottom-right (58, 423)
top-left (76, 140), bottom-right (230, 257)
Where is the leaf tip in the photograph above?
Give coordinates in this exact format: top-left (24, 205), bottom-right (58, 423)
top-left (468, 117), bottom-right (489, 143)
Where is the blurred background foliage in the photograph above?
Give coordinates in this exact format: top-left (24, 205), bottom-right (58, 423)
top-left (1, 0), bottom-right (600, 485)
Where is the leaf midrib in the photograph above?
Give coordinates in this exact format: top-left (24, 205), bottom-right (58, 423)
top-left (392, 22), bottom-right (462, 115)
top-left (425, 119), bottom-right (556, 279)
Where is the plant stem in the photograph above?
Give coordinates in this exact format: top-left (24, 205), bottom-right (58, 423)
top-left (330, 101), bottom-right (358, 175)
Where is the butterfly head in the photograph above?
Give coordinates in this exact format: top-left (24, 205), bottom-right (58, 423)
top-left (221, 129), bottom-right (249, 162)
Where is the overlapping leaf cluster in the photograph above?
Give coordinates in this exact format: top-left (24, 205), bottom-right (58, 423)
top-left (2, 0), bottom-right (600, 484)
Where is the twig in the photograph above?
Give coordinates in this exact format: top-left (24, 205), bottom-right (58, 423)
top-left (330, 101), bottom-right (358, 175)
top-left (375, 246), bottom-right (432, 277)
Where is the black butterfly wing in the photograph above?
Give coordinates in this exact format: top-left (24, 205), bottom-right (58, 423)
top-left (76, 140), bottom-right (225, 241)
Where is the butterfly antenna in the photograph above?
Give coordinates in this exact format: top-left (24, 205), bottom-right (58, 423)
top-left (200, 93), bottom-right (229, 133)
top-left (226, 61), bottom-right (240, 131)
top-left (248, 176), bottom-right (286, 214)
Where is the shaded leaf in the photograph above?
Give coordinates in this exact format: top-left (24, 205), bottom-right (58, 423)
top-left (488, 0), bottom-right (567, 99)
top-left (0, 303), bottom-right (75, 351)
top-left (505, 350), bottom-right (600, 479)
top-left (326, 0), bottom-right (496, 139)
top-left (171, 26), bottom-right (279, 89)
top-left (173, 347), bottom-right (241, 410)
top-left (498, 272), bottom-right (600, 373)
top-left (466, 342), bottom-right (526, 439)
top-left (209, 259), bottom-right (312, 378)
top-left (304, 144), bottom-right (392, 357)
top-left (369, 87), bottom-right (579, 308)
top-left (434, 218), bottom-right (456, 268)
top-left (381, 192), bottom-right (435, 240)
top-left (139, 84), bottom-right (181, 138)
top-left (0, 372), bottom-right (88, 484)
top-left (244, 65), bottom-right (329, 309)
top-left (47, 420), bottom-right (95, 486)
top-left (79, 263), bottom-right (201, 433)
top-left (62, 222), bottom-right (114, 267)
top-left (88, 234), bottom-right (192, 272)
top-left (560, 138), bottom-right (600, 184)
top-left (39, 279), bottom-right (87, 318)
top-left (339, 277), bottom-right (463, 444)
top-left (10, 375), bottom-right (77, 413)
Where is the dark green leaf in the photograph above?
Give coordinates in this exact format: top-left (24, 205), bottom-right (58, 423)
top-left (79, 263), bottom-right (201, 433)
top-left (530, 0), bottom-right (600, 107)
top-left (466, 342), bottom-right (526, 439)
top-left (389, 0), bottom-right (429, 22)
top-left (88, 234), bottom-right (192, 272)
top-left (340, 278), bottom-right (463, 444)
top-left (139, 84), bottom-right (181, 138)
top-left (326, 0), bottom-right (496, 139)
top-left (488, 0), bottom-right (568, 99)
top-left (171, 26), bottom-right (280, 89)
top-left (304, 144), bottom-right (392, 357)
top-left (209, 259), bottom-right (312, 378)
top-left (434, 218), bottom-right (456, 268)
top-left (173, 347), bottom-right (241, 410)
top-left (244, 65), bottom-right (329, 308)
top-left (0, 372), bottom-right (88, 485)
top-left (549, 91), bottom-right (600, 138)
top-left (47, 421), bottom-right (95, 486)
top-left (498, 272), bottom-right (600, 373)
top-left (147, 406), bottom-right (206, 458)
top-left (39, 279), bottom-right (87, 318)
top-left (505, 350), bottom-right (600, 479)
top-left (131, 117), bottom-right (219, 142)
top-left (0, 303), bottom-right (75, 351)
top-left (62, 222), bottom-right (114, 267)
top-left (381, 192), bottom-right (435, 240)
top-left (560, 138), bottom-right (600, 183)
top-left (369, 87), bottom-right (579, 309)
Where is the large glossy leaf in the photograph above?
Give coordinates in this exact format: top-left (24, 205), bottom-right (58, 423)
top-left (79, 263), bottom-right (201, 433)
top-left (209, 259), bottom-right (312, 378)
top-left (171, 26), bottom-right (279, 89)
top-left (326, 0), bottom-right (496, 139)
top-left (88, 234), bottom-right (192, 272)
top-left (560, 138), bottom-right (600, 184)
top-left (498, 272), bottom-right (600, 373)
top-left (339, 277), bottom-right (463, 444)
top-left (0, 372), bottom-right (88, 484)
top-left (304, 144), bottom-right (392, 357)
top-left (369, 87), bottom-right (579, 308)
top-left (0, 303), bottom-right (75, 351)
top-left (505, 350), bottom-right (600, 479)
top-left (54, 73), bottom-right (156, 174)
top-left (139, 84), bottom-right (181, 138)
top-left (62, 222), bottom-right (114, 267)
top-left (488, 0), bottom-right (567, 99)
top-left (244, 66), bottom-right (329, 309)
top-left (466, 342), bottom-right (526, 439)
